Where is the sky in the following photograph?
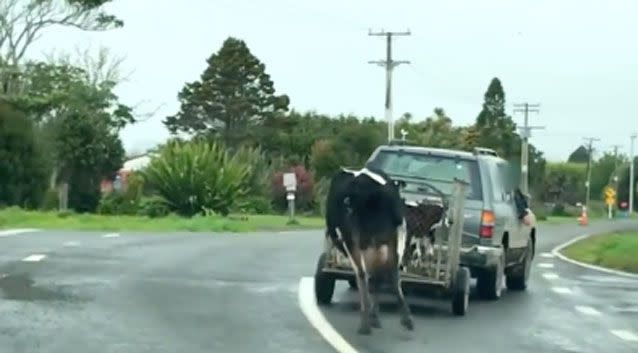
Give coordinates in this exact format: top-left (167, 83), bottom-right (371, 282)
top-left (28, 0), bottom-right (638, 162)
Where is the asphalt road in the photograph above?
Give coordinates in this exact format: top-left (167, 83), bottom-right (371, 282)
top-left (0, 219), bottom-right (637, 353)
top-left (319, 219), bottom-right (638, 353)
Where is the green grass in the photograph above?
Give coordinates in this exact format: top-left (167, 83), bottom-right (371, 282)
top-left (562, 231), bottom-right (638, 274)
top-left (0, 207), bottom-right (324, 233)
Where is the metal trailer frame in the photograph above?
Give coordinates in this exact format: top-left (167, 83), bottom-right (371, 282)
top-left (314, 178), bottom-right (472, 316)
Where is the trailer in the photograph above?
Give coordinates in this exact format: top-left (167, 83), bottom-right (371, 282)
top-left (314, 178), bottom-right (471, 316)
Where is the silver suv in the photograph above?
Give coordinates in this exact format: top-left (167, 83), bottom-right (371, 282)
top-left (365, 143), bottom-right (537, 300)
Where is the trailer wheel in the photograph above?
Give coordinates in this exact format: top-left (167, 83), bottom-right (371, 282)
top-left (314, 252), bottom-right (335, 305)
top-left (348, 278), bottom-right (358, 290)
top-left (452, 266), bottom-right (470, 316)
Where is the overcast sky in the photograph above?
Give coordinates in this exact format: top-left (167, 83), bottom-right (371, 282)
top-left (30, 0), bottom-right (638, 161)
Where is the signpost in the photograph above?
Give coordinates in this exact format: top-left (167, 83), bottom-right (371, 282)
top-left (604, 185), bottom-right (616, 219)
top-left (283, 173), bottom-right (297, 224)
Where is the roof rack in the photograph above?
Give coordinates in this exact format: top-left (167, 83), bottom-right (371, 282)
top-left (387, 139), bottom-right (418, 147)
top-left (473, 147), bottom-right (498, 157)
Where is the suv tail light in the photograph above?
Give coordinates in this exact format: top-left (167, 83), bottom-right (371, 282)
top-left (479, 210), bottom-right (495, 238)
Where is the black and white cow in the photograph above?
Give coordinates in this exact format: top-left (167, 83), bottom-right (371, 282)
top-left (325, 166), bottom-right (414, 335)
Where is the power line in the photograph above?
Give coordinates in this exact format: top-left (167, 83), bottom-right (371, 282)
top-left (368, 29), bottom-right (411, 142)
top-left (513, 103), bottom-right (542, 196)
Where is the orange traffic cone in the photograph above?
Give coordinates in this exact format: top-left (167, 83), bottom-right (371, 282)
top-left (578, 206), bottom-right (588, 226)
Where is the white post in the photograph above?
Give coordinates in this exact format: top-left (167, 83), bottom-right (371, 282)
top-left (608, 203), bottom-right (612, 219)
top-left (630, 134), bottom-right (636, 215)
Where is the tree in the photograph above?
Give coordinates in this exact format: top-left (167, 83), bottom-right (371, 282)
top-left (464, 78), bottom-right (519, 159)
top-left (7, 59), bottom-right (134, 211)
top-left (568, 145), bottom-right (589, 163)
top-left (164, 37), bottom-right (290, 148)
top-left (0, 101), bottom-right (49, 208)
top-left (0, 0), bottom-right (122, 67)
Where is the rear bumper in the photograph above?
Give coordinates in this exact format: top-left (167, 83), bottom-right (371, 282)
top-left (459, 245), bottom-right (503, 271)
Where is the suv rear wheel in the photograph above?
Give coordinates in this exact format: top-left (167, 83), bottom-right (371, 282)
top-left (476, 251), bottom-right (505, 300)
top-left (506, 234), bottom-right (534, 291)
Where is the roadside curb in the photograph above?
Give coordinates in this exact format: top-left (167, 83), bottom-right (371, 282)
top-left (551, 233), bottom-right (638, 279)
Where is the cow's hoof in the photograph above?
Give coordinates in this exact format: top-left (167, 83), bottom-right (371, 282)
top-left (358, 325), bottom-right (372, 335)
top-left (400, 317), bottom-right (414, 331)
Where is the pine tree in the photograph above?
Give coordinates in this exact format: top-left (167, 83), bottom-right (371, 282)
top-left (465, 77), bottom-right (519, 159)
top-left (164, 37), bottom-right (290, 148)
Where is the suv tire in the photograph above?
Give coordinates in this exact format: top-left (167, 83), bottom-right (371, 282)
top-left (506, 234), bottom-right (534, 291)
top-left (476, 252), bottom-right (505, 300)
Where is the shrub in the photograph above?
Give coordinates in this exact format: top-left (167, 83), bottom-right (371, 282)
top-left (41, 188), bottom-right (59, 211)
top-left (142, 140), bottom-right (252, 217)
top-left (97, 192), bottom-right (138, 215)
top-left (234, 195), bottom-right (273, 214)
top-left (271, 165), bottom-right (314, 212)
top-left (137, 196), bottom-right (170, 218)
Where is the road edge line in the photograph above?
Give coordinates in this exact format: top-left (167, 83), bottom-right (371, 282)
top-left (0, 228), bottom-right (41, 237)
top-left (551, 234), bottom-right (638, 279)
top-left (298, 276), bottom-right (359, 353)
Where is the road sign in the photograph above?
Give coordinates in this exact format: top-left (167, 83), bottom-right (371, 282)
top-left (604, 185), bottom-right (616, 206)
top-left (283, 172), bottom-right (297, 192)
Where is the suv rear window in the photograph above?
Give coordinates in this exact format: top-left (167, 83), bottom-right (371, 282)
top-left (367, 150), bottom-right (483, 200)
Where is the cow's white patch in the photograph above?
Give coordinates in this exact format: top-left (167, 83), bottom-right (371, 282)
top-left (378, 245), bottom-right (389, 264)
top-left (341, 167), bottom-right (387, 185)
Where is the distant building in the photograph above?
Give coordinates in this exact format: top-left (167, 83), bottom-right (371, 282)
top-left (100, 153), bottom-right (155, 193)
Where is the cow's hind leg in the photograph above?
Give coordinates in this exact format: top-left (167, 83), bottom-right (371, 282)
top-left (390, 265), bottom-right (414, 331)
top-left (345, 247), bottom-right (373, 335)
top-left (356, 250), bottom-right (373, 335)
top-left (367, 265), bottom-right (381, 329)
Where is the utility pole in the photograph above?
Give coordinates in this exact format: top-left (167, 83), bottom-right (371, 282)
top-left (630, 133), bottom-right (636, 214)
top-left (583, 137), bottom-right (600, 210)
top-left (610, 144), bottom-right (623, 187)
top-left (513, 103), bottom-right (542, 196)
top-left (368, 29), bottom-right (411, 142)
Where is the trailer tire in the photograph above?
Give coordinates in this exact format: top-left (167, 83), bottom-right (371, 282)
top-left (452, 266), bottom-right (470, 316)
top-left (315, 252), bottom-right (335, 305)
top-left (348, 278), bottom-right (358, 290)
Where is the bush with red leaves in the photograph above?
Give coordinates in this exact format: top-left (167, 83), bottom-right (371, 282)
top-left (271, 165), bottom-right (315, 212)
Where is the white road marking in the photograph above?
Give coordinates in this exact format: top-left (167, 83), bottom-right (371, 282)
top-left (574, 305), bottom-right (601, 316)
top-left (63, 241), bottom-right (80, 247)
top-left (298, 277), bottom-right (359, 353)
top-left (610, 329), bottom-right (638, 342)
top-left (552, 287), bottom-right (572, 294)
top-left (102, 233), bottom-right (120, 238)
top-left (22, 254), bottom-right (46, 262)
top-left (551, 286), bottom-right (572, 294)
top-left (0, 228), bottom-right (40, 237)
top-left (552, 234), bottom-right (638, 279)
top-left (538, 262), bottom-right (554, 268)
top-left (539, 252), bottom-right (555, 258)
top-left (542, 272), bottom-right (560, 280)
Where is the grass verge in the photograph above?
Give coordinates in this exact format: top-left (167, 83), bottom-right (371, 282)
top-left (561, 231), bottom-right (638, 274)
top-left (0, 207), bottom-right (323, 233)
